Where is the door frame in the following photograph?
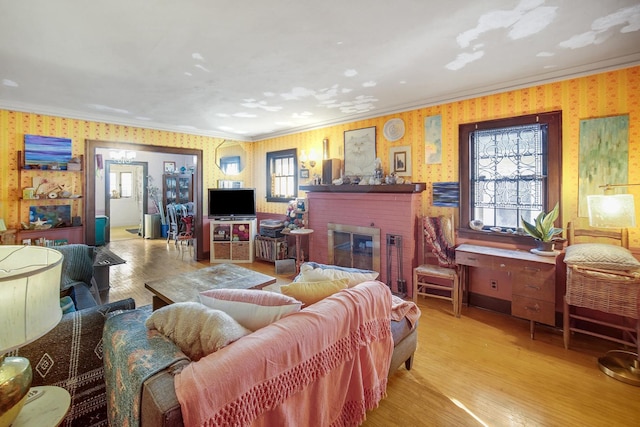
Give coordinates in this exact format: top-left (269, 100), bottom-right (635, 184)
top-left (85, 140), bottom-right (204, 260)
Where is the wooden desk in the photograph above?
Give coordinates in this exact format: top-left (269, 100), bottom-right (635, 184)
top-left (455, 244), bottom-right (558, 338)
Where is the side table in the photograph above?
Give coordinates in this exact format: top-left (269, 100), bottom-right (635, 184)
top-left (12, 386), bottom-right (71, 427)
top-left (289, 228), bottom-right (314, 273)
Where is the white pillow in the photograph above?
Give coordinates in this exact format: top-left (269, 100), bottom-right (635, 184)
top-left (145, 302), bottom-right (250, 361)
top-left (564, 243), bottom-right (640, 271)
top-left (296, 267), bottom-right (379, 287)
top-left (199, 289), bottom-right (302, 331)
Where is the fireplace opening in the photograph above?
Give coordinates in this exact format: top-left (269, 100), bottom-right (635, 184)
top-left (328, 223), bottom-right (380, 272)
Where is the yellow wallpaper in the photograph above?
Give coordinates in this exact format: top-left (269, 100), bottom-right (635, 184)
top-left (255, 66), bottom-right (639, 245)
top-left (2, 66), bottom-right (638, 245)
top-left (0, 112), bottom-right (248, 228)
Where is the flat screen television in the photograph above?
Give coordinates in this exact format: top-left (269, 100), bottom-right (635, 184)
top-left (208, 188), bottom-right (256, 220)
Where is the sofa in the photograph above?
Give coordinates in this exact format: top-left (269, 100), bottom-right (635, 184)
top-left (103, 280), bottom-right (419, 427)
top-left (16, 298), bottom-right (136, 427)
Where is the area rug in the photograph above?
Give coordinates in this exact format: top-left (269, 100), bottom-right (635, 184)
top-left (17, 299), bottom-right (136, 427)
top-left (126, 228), bottom-right (139, 234)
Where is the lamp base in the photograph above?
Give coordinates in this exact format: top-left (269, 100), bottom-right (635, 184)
top-left (598, 350), bottom-right (640, 386)
top-left (0, 356), bottom-right (33, 427)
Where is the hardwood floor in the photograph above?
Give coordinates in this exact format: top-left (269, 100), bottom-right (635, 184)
top-left (102, 233), bottom-right (640, 427)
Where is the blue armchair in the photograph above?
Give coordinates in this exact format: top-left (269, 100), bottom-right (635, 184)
top-left (54, 244), bottom-right (102, 309)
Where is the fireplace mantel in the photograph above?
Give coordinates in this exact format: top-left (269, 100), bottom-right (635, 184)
top-left (300, 183), bottom-right (426, 193)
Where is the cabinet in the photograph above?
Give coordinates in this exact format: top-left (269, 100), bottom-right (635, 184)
top-left (255, 236), bottom-right (288, 262)
top-left (163, 174), bottom-right (193, 206)
top-left (455, 244), bottom-right (557, 339)
top-left (210, 219), bottom-right (256, 263)
top-left (16, 151), bottom-right (85, 245)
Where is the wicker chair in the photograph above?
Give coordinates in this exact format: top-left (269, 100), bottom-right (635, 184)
top-left (413, 215), bottom-right (461, 317)
top-left (563, 219), bottom-right (640, 385)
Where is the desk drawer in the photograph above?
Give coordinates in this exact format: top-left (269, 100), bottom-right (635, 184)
top-left (456, 251), bottom-right (492, 268)
top-left (512, 269), bottom-right (555, 302)
top-left (512, 295), bottom-right (555, 325)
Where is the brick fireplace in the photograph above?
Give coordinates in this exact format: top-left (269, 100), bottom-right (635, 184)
top-left (302, 184), bottom-right (425, 298)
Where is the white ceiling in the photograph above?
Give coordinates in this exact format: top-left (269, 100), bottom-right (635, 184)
top-left (1, 0), bottom-right (639, 141)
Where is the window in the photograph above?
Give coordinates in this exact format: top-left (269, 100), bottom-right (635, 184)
top-left (266, 149), bottom-right (297, 202)
top-left (220, 156), bottom-right (240, 174)
top-left (459, 111), bottom-right (562, 241)
top-left (109, 171), bottom-right (133, 198)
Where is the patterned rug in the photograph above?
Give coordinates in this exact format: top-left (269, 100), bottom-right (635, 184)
top-left (17, 299), bottom-right (136, 427)
top-left (126, 228), bottom-right (140, 234)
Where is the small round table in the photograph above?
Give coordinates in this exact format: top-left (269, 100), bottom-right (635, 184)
top-left (289, 228), bottom-right (314, 273)
top-left (12, 386), bottom-right (71, 427)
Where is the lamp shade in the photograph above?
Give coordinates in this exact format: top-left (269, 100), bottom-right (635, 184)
top-left (587, 194), bottom-right (636, 228)
top-left (0, 246), bottom-right (63, 353)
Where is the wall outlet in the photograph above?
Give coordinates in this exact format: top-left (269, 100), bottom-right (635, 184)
top-left (490, 280), bottom-right (498, 290)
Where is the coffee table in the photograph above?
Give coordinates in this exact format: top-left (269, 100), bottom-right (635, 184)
top-left (145, 263), bottom-right (277, 310)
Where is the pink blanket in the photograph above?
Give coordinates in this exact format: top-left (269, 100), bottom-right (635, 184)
top-left (391, 295), bottom-right (421, 329)
top-left (175, 280), bottom-right (393, 427)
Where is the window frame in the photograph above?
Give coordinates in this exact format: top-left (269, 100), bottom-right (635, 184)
top-left (458, 111), bottom-right (562, 244)
top-left (266, 148), bottom-right (298, 203)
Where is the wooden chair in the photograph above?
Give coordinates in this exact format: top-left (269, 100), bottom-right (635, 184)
top-left (413, 215), bottom-right (461, 317)
top-left (564, 218), bottom-right (640, 384)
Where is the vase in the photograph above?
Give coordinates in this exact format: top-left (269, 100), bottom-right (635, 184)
top-left (536, 241), bottom-right (555, 252)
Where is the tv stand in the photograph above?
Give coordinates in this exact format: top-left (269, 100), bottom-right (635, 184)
top-left (210, 218), bottom-right (256, 263)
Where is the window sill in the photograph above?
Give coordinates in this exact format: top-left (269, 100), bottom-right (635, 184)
top-left (457, 228), bottom-right (538, 247)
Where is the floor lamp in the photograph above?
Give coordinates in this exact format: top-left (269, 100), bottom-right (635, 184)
top-left (587, 185), bottom-right (640, 386)
top-left (0, 246), bottom-right (67, 427)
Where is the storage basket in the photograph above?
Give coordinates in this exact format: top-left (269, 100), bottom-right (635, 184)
top-left (566, 265), bottom-right (640, 319)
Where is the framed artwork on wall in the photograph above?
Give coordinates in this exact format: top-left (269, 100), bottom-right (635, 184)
top-left (164, 161), bottom-right (176, 173)
top-left (24, 134), bottom-right (72, 168)
top-left (344, 126), bottom-right (376, 176)
top-left (424, 115), bottom-right (442, 164)
top-left (578, 114), bottom-right (629, 217)
top-left (299, 168), bottom-right (310, 179)
top-left (389, 145), bottom-right (411, 176)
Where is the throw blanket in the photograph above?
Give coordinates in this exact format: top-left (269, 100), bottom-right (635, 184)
top-left (175, 280), bottom-right (394, 427)
top-left (104, 307), bottom-right (189, 427)
top-left (55, 244), bottom-right (95, 291)
top-left (391, 295), bottom-right (421, 329)
top-left (423, 216), bottom-right (456, 268)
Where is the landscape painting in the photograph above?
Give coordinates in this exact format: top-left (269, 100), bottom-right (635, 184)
top-left (29, 205), bottom-right (72, 227)
top-left (578, 115), bottom-right (629, 217)
top-left (25, 134), bottom-right (73, 168)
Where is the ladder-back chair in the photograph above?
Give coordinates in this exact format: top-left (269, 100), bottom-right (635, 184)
top-left (413, 215), bottom-right (461, 317)
top-left (564, 218), bottom-right (640, 385)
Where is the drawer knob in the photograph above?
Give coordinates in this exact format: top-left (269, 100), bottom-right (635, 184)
top-left (499, 263), bottom-right (506, 268)
top-left (525, 304), bottom-right (541, 312)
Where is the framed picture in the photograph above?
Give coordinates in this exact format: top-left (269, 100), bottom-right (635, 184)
top-left (344, 126), bottom-right (376, 176)
top-left (389, 145), bottom-right (412, 176)
top-left (432, 182), bottom-right (460, 207)
top-left (299, 168), bottom-right (310, 179)
top-left (24, 134), bottom-right (73, 168)
top-left (578, 114), bottom-right (629, 217)
top-left (424, 115), bottom-right (442, 164)
top-left (164, 161), bottom-right (176, 173)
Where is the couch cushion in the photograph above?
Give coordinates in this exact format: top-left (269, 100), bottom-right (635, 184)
top-left (296, 262), bottom-right (379, 287)
top-left (145, 302), bottom-right (251, 361)
top-left (199, 288), bottom-right (302, 331)
top-left (280, 278), bottom-right (349, 306)
top-left (564, 243), bottom-right (640, 271)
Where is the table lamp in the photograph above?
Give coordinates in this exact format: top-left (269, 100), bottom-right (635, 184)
top-left (0, 246), bottom-right (63, 427)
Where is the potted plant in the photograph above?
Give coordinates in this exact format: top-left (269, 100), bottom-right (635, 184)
top-left (521, 203), bottom-right (563, 252)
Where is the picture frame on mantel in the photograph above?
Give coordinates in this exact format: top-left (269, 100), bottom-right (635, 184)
top-left (344, 126), bottom-right (376, 176)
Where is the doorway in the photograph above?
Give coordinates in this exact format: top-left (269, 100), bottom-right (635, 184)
top-left (105, 161), bottom-right (148, 241)
top-left (85, 140), bottom-right (204, 260)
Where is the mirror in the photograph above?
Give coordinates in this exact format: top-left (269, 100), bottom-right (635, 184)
top-left (216, 140), bottom-right (246, 176)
